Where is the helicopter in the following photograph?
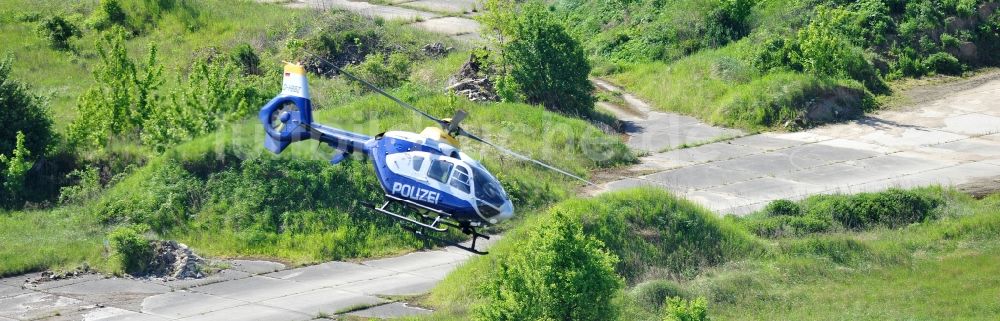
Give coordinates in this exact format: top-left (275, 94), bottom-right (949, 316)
top-left (258, 61), bottom-right (592, 254)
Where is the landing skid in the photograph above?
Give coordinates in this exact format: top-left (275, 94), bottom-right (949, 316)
top-left (364, 195), bottom-right (491, 255)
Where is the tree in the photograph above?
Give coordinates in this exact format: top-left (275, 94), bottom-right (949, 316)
top-left (0, 131), bottom-right (33, 207)
top-left (68, 28), bottom-right (162, 149)
top-left (480, 1), bottom-right (595, 115)
top-left (0, 57), bottom-right (52, 161)
top-left (475, 212), bottom-right (623, 321)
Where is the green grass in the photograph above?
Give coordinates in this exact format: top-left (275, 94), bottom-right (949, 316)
top-left (0, 0), bottom-right (451, 131)
top-left (608, 41), bottom-right (872, 131)
top-left (416, 188), bottom-right (759, 319)
top-left (0, 207), bottom-right (108, 277)
top-left (0, 0), bottom-right (635, 274)
top-left (412, 188), bottom-right (1000, 321)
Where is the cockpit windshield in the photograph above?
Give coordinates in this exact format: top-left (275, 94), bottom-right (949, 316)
top-left (470, 165), bottom-right (506, 207)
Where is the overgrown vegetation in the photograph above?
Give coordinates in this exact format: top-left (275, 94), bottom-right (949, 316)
top-left (562, 0), bottom-right (1000, 130)
top-left (414, 187), bottom-right (1000, 321)
top-left (0, 0), bottom-right (634, 274)
top-left (107, 223), bottom-right (153, 275)
top-left (480, 0), bottom-right (595, 115)
top-left (474, 212), bottom-right (623, 321)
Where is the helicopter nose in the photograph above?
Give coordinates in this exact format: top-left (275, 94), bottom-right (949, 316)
top-left (491, 199), bottom-right (514, 224)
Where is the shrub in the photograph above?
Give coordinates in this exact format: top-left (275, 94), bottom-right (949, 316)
top-left (69, 29), bottom-right (163, 149)
top-left (86, 0), bottom-right (130, 32)
top-left (483, 1), bottom-right (595, 115)
top-left (474, 212), bottom-right (623, 321)
top-left (231, 43), bottom-right (260, 76)
top-left (664, 296), bottom-right (710, 321)
top-left (632, 279), bottom-right (690, 310)
top-left (924, 52), bottom-right (963, 75)
top-left (553, 189), bottom-right (760, 281)
top-left (0, 132), bottom-right (32, 207)
top-left (0, 57), bottom-right (52, 165)
top-left (705, 0), bottom-right (755, 47)
top-left (790, 8), bottom-right (887, 93)
top-left (764, 199), bottom-right (802, 217)
top-left (142, 58), bottom-right (271, 151)
top-left (108, 224), bottom-right (153, 275)
top-left (344, 52), bottom-right (411, 91)
top-left (38, 15), bottom-right (81, 50)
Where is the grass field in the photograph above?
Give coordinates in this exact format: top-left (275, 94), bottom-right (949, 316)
top-left (0, 0), bottom-right (635, 276)
top-left (411, 188), bottom-right (1000, 321)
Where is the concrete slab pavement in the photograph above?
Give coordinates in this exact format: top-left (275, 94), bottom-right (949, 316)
top-left (603, 72), bottom-right (1000, 215)
top-left (348, 302), bottom-right (432, 318)
top-left (1, 242), bottom-right (483, 320)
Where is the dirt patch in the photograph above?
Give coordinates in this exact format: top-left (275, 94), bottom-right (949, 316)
top-left (895, 69), bottom-right (1000, 109)
top-left (957, 176), bottom-right (1000, 199)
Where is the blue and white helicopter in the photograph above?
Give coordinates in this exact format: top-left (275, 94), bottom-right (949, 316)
top-left (258, 62), bottom-right (592, 254)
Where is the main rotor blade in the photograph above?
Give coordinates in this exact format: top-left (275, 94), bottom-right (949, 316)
top-left (448, 110), bottom-right (468, 134)
top-left (304, 50), bottom-right (448, 128)
top-left (460, 129), bottom-right (596, 186)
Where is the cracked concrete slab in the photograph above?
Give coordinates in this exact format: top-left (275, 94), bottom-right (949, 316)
top-left (339, 273), bottom-right (438, 296)
top-left (348, 302), bottom-right (433, 318)
top-left (266, 261), bottom-right (397, 288)
top-left (0, 285), bottom-right (29, 300)
top-left (361, 250), bottom-right (467, 273)
top-left (190, 276), bottom-right (323, 302)
top-left (401, 0), bottom-right (481, 14)
top-left (642, 164), bottom-right (762, 191)
top-left (710, 177), bottom-right (825, 204)
top-left (140, 291), bottom-right (244, 319)
top-left (0, 292), bottom-right (86, 320)
top-left (175, 303), bottom-right (311, 321)
top-left (258, 288), bottom-right (386, 315)
top-left (82, 306), bottom-right (171, 321)
top-left (227, 260), bottom-right (286, 275)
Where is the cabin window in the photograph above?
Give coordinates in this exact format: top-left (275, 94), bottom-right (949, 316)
top-left (449, 166), bottom-right (471, 193)
top-left (428, 159), bottom-right (454, 183)
top-left (412, 156), bottom-right (425, 172)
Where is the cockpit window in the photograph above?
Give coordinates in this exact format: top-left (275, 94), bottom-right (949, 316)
top-left (449, 166), bottom-right (471, 193)
top-left (471, 165), bottom-right (505, 207)
top-left (428, 159), bottom-right (453, 183)
top-left (412, 156), bottom-right (425, 172)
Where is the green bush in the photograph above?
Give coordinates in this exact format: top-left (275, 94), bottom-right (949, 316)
top-left (547, 189), bottom-right (761, 281)
top-left (664, 296), bottom-right (710, 321)
top-left (86, 0), bottom-right (130, 32)
top-left (924, 52), bottom-right (963, 75)
top-left (69, 28), bottom-right (163, 149)
top-left (474, 212), bottom-right (623, 321)
top-left (38, 15), bottom-right (81, 50)
top-left (818, 188), bottom-right (943, 230)
top-left (745, 188), bottom-right (946, 237)
top-left (482, 1), bottom-right (595, 115)
top-left (705, 0), bottom-right (755, 47)
top-left (787, 7), bottom-right (888, 93)
top-left (108, 224), bottom-right (153, 275)
top-left (764, 199), bottom-right (802, 217)
top-left (1, 132), bottom-right (32, 207)
top-left (0, 57), bottom-right (52, 166)
top-left (142, 58), bottom-right (272, 151)
top-left (344, 52), bottom-right (412, 91)
top-left (631, 279), bottom-right (690, 310)
top-left (231, 43), bottom-right (260, 76)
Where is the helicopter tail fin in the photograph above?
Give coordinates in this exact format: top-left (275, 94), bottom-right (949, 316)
top-left (259, 62), bottom-right (314, 154)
